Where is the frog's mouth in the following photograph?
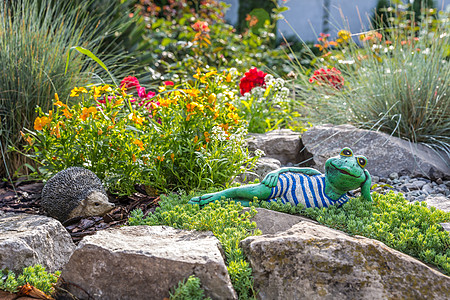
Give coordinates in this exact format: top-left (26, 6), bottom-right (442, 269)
top-left (329, 162), bottom-right (358, 178)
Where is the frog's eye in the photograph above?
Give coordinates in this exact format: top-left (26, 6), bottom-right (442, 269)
top-left (340, 148), bottom-right (353, 157)
top-left (357, 156), bottom-right (367, 168)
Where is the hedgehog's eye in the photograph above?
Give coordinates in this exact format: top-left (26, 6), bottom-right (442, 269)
top-left (340, 148), bottom-right (353, 157)
top-left (94, 202), bottom-right (100, 206)
top-left (357, 157), bottom-right (367, 168)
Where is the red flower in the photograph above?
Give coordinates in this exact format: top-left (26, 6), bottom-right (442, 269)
top-left (164, 81), bottom-right (174, 86)
top-left (309, 67), bottom-right (344, 90)
top-left (239, 67), bottom-right (267, 95)
top-left (120, 76), bottom-right (141, 92)
top-left (192, 21), bottom-right (210, 32)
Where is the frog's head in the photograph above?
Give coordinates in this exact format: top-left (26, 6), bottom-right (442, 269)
top-left (324, 147), bottom-right (372, 201)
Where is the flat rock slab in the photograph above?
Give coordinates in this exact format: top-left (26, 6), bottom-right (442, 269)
top-left (241, 221), bottom-right (450, 300)
top-left (61, 225), bottom-right (237, 300)
top-left (426, 196), bottom-right (450, 213)
top-left (0, 212), bottom-right (75, 274)
top-left (244, 208), bottom-right (317, 235)
top-left (301, 124), bottom-right (450, 179)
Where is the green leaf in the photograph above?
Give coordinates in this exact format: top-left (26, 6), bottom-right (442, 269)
top-left (65, 46), bottom-right (117, 85)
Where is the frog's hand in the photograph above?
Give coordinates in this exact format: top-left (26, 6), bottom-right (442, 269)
top-left (188, 193), bottom-right (219, 206)
top-left (261, 170), bottom-right (280, 187)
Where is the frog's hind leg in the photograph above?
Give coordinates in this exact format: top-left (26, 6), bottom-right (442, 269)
top-left (188, 184), bottom-right (272, 207)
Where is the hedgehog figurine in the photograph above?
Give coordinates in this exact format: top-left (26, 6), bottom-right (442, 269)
top-left (41, 167), bottom-right (115, 222)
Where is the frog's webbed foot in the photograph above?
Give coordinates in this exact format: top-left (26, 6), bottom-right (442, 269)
top-left (188, 193), bottom-right (222, 206)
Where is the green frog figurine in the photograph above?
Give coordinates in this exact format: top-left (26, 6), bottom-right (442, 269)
top-left (189, 147), bottom-right (372, 208)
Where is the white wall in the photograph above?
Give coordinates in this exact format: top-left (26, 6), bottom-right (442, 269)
top-left (221, 0), bottom-right (449, 42)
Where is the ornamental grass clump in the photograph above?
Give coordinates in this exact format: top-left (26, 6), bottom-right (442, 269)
top-left (0, 0), bottom-right (141, 179)
top-left (128, 193), bottom-right (260, 299)
top-left (21, 70), bottom-right (259, 194)
top-left (293, 5), bottom-right (449, 154)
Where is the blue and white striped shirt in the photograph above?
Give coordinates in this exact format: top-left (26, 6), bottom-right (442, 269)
top-left (268, 172), bottom-right (349, 208)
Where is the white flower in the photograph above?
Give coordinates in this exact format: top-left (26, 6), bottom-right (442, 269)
top-left (254, 149), bottom-right (265, 157)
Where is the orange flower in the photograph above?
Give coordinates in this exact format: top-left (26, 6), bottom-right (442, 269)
top-left (132, 154), bottom-right (136, 162)
top-left (98, 129), bottom-right (103, 135)
top-left (204, 132), bottom-right (211, 143)
top-left (128, 113), bottom-right (145, 126)
top-left (133, 139), bottom-right (145, 151)
top-left (156, 155), bottom-right (165, 162)
top-left (50, 122), bottom-right (61, 138)
top-left (61, 108), bottom-right (72, 119)
top-left (34, 116), bottom-right (51, 131)
top-left (80, 107), bottom-right (97, 121)
top-left (193, 136), bottom-right (199, 143)
top-left (26, 136), bottom-right (33, 146)
top-left (54, 100), bottom-right (67, 108)
top-left (170, 153), bottom-right (175, 162)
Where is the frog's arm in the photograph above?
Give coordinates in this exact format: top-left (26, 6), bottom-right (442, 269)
top-left (261, 167), bottom-right (322, 187)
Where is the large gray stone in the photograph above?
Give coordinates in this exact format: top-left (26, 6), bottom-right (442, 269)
top-left (241, 221), bottom-right (450, 300)
top-left (425, 195), bottom-right (450, 212)
top-left (301, 124), bottom-right (450, 179)
top-left (244, 208), bottom-right (317, 235)
top-left (61, 225), bottom-right (237, 300)
top-left (0, 212), bottom-right (75, 274)
top-left (236, 157), bottom-right (281, 183)
top-left (247, 129), bottom-right (312, 166)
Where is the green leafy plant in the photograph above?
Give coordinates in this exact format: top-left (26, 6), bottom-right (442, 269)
top-left (128, 193), bottom-right (261, 299)
top-left (21, 70), bottom-right (260, 194)
top-left (169, 275), bottom-right (211, 300)
top-left (133, 0), bottom-right (293, 82)
top-left (0, 265), bottom-right (60, 295)
top-left (233, 72), bottom-right (300, 133)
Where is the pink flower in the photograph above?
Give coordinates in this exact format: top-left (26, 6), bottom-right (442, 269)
top-left (120, 76), bottom-right (141, 92)
top-left (239, 68), bottom-right (267, 95)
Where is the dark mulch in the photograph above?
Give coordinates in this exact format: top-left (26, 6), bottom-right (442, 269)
top-left (0, 180), bottom-right (160, 244)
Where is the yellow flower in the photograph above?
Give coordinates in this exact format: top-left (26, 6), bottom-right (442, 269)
top-left (80, 107), bottom-right (97, 121)
top-left (226, 72), bottom-right (232, 82)
top-left (133, 139), bottom-right (145, 151)
top-left (34, 116), bottom-right (51, 131)
top-left (70, 87), bottom-right (88, 97)
top-left (227, 112), bottom-right (240, 124)
top-left (337, 30), bottom-right (351, 42)
top-left (100, 85), bottom-right (113, 92)
top-left (225, 103), bottom-right (237, 111)
top-left (158, 86), bottom-right (166, 93)
top-left (113, 98), bottom-right (124, 107)
top-left (207, 93), bottom-right (216, 104)
top-left (54, 93), bottom-right (59, 102)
